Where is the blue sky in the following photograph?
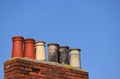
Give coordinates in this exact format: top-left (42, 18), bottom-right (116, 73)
top-left (0, 0), bottom-right (120, 79)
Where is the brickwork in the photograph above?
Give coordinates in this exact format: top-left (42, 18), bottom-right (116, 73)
top-left (4, 58), bottom-right (88, 79)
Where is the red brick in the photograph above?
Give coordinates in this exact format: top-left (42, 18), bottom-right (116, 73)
top-left (4, 58), bottom-right (88, 79)
top-left (29, 72), bottom-right (37, 76)
top-left (36, 73), bottom-right (45, 77)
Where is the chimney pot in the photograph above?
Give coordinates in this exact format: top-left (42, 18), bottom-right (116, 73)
top-left (24, 38), bottom-right (35, 59)
top-left (69, 48), bottom-right (81, 68)
top-left (35, 40), bottom-right (46, 61)
top-left (59, 46), bottom-right (69, 64)
top-left (12, 36), bottom-right (24, 58)
top-left (48, 43), bottom-right (59, 62)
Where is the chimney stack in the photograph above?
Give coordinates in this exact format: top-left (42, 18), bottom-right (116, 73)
top-left (48, 43), bottom-right (59, 62)
top-left (35, 41), bottom-right (46, 61)
top-left (69, 48), bottom-right (81, 68)
top-left (12, 36), bottom-right (24, 58)
top-left (59, 46), bottom-right (69, 64)
top-left (7, 36), bottom-right (89, 79)
top-left (24, 38), bottom-right (35, 59)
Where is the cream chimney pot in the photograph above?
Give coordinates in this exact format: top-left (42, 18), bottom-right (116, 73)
top-left (70, 48), bottom-right (81, 68)
top-left (35, 41), bottom-right (46, 61)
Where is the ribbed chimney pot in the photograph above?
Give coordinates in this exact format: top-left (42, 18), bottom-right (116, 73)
top-left (59, 46), bottom-right (69, 64)
top-left (24, 38), bottom-right (35, 59)
top-left (70, 48), bottom-right (81, 68)
top-left (12, 36), bottom-right (24, 58)
top-left (48, 43), bottom-right (59, 62)
top-left (35, 41), bottom-right (46, 61)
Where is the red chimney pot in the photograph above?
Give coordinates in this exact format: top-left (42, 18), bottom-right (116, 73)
top-left (12, 36), bottom-right (24, 58)
top-left (24, 38), bottom-right (35, 59)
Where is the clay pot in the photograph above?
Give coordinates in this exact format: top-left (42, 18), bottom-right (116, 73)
top-left (12, 36), bottom-right (24, 58)
top-left (69, 48), bottom-right (81, 68)
top-left (59, 46), bottom-right (69, 64)
top-left (48, 43), bottom-right (59, 62)
top-left (35, 41), bottom-right (46, 61)
top-left (24, 38), bottom-right (35, 59)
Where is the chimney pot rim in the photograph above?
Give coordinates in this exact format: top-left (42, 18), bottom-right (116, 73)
top-left (24, 38), bottom-right (35, 41)
top-left (12, 36), bottom-right (24, 39)
top-left (24, 38), bottom-right (35, 43)
top-left (69, 48), bottom-right (81, 51)
top-left (59, 46), bottom-right (69, 49)
top-left (36, 40), bottom-right (46, 44)
top-left (48, 43), bottom-right (59, 47)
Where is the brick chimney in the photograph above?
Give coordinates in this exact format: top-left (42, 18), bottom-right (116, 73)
top-left (12, 36), bottom-right (24, 58)
top-left (4, 58), bottom-right (88, 79)
top-left (24, 38), bottom-right (35, 59)
top-left (4, 36), bottom-right (89, 79)
top-left (35, 41), bottom-right (46, 61)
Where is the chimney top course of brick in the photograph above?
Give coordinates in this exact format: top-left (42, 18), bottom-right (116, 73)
top-left (4, 57), bottom-right (88, 79)
top-left (5, 57), bottom-right (87, 72)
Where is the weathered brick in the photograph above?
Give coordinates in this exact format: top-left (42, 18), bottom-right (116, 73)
top-left (4, 58), bottom-right (88, 79)
top-left (36, 73), bottom-right (45, 77)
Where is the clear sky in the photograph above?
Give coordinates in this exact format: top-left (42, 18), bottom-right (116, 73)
top-left (0, 0), bottom-right (120, 79)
